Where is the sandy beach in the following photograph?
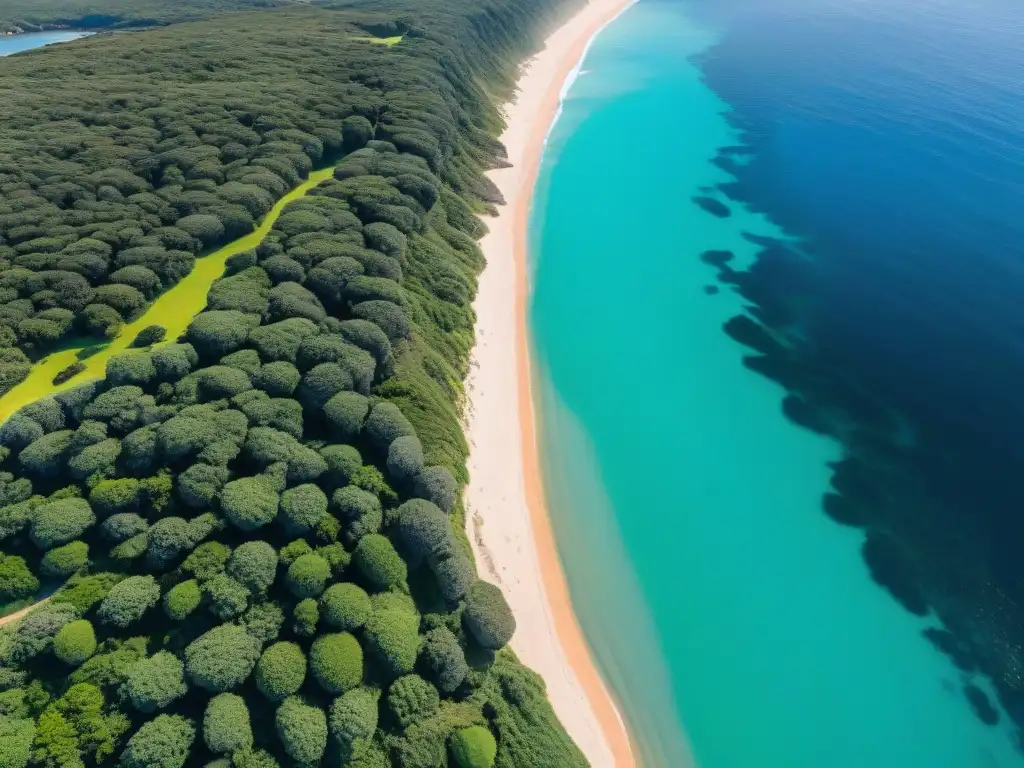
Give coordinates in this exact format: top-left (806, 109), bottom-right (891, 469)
top-left (464, 0), bottom-right (637, 766)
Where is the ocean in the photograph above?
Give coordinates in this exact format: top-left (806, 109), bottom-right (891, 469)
top-left (530, 0), bottom-right (1024, 765)
top-left (0, 31), bottom-right (90, 56)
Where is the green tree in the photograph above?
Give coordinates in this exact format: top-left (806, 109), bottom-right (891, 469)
top-left (96, 575), bottom-right (160, 629)
top-left (124, 651), bottom-right (187, 713)
top-left (388, 675), bottom-right (439, 729)
top-left (184, 624), bottom-right (261, 693)
top-left (53, 620), bottom-right (97, 667)
top-left (203, 693), bottom-right (253, 754)
top-left (320, 583), bottom-right (371, 631)
top-left (202, 574), bottom-right (249, 620)
top-left (387, 435), bottom-right (424, 485)
top-left (323, 391), bottom-right (369, 441)
top-left (163, 580), bottom-right (201, 621)
top-left (463, 581), bottom-right (515, 650)
top-left (119, 714), bottom-right (194, 768)
top-left (328, 687), bottom-right (379, 750)
top-left (364, 401), bottom-right (416, 451)
top-left (449, 726), bottom-right (497, 768)
top-left (364, 595), bottom-right (420, 679)
top-left (285, 553), bottom-right (331, 598)
top-left (279, 483), bottom-right (328, 534)
top-left (354, 534), bottom-right (407, 592)
top-left (29, 498), bottom-right (95, 549)
top-left (0, 555), bottom-right (39, 602)
top-left (421, 626), bottom-right (468, 694)
top-left (255, 641), bottom-right (306, 702)
top-left (309, 633), bottom-right (363, 694)
top-left (221, 476), bottom-right (280, 531)
top-left (292, 598), bottom-right (319, 637)
top-left (274, 697), bottom-right (327, 767)
top-left (227, 541), bottom-right (278, 593)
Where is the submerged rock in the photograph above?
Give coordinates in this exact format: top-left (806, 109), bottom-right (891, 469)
top-left (693, 195), bottom-right (731, 218)
top-left (964, 683), bottom-right (999, 725)
top-left (703, 285), bottom-right (720, 295)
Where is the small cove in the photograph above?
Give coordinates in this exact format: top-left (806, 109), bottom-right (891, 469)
top-left (0, 166), bottom-right (336, 422)
top-left (0, 31), bottom-right (91, 55)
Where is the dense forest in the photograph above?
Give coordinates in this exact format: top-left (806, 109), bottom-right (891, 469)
top-left (0, 2), bottom-right (589, 767)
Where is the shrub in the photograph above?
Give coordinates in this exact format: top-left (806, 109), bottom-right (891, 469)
top-left (364, 401), bottom-right (415, 451)
top-left (320, 444), bottom-right (362, 487)
top-left (203, 693), bottom-right (253, 754)
top-left (351, 300), bottom-right (409, 342)
top-left (388, 675), bottom-right (439, 729)
top-left (413, 466), bottom-right (458, 514)
top-left (40, 541), bottom-right (89, 578)
top-left (293, 598), bottom-right (318, 637)
top-left (333, 486), bottom-right (382, 545)
top-left (255, 641), bottom-right (306, 702)
top-left (298, 363), bottom-right (352, 409)
top-left (450, 726), bottom-right (497, 768)
top-left (354, 534), bottom-right (407, 591)
top-left (131, 324), bottom-right (166, 348)
top-left (195, 366), bottom-right (252, 399)
top-left (387, 436), bottom-right (424, 485)
top-left (124, 651), bottom-right (188, 712)
top-left (286, 553), bottom-right (331, 598)
top-left (185, 624), bottom-right (261, 693)
top-left (309, 633), bottom-right (363, 694)
top-left (52, 620), bottom-right (96, 666)
top-left (434, 553), bottom-right (474, 603)
top-left (0, 501), bottom-right (34, 543)
top-left (231, 748), bottom-right (280, 768)
top-left (0, 554), bottom-right (39, 602)
top-left (178, 214), bottom-right (225, 245)
top-left (221, 477), bottom-right (280, 531)
top-left (463, 581), bottom-right (515, 650)
top-left (29, 498), bottom-right (95, 549)
top-left (106, 353), bottom-right (157, 387)
top-left (247, 318), bottom-right (318, 363)
top-left (320, 583), bottom-right (371, 631)
top-left (96, 575), bottom-right (160, 628)
top-left (0, 715), bottom-right (34, 768)
top-left (163, 580), bottom-right (201, 621)
top-left (252, 361), bottom-right (300, 396)
top-left (19, 430), bottom-right (74, 477)
top-left (152, 343), bottom-right (197, 381)
top-left (0, 414), bottom-right (43, 451)
top-left (186, 311), bottom-right (257, 360)
top-left (53, 361), bottom-right (86, 385)
top-left (364, 597), bottom-right (420, 679)
top-left (328, 686), bottom-right (379, 747)
top-left (279, 484), bottom-right (328, 534)
top-left (100, 513), bottom-right (147, 542)
top-left (119, 714), bottom-right (194, 768)
top-left (8, 601), bottom-right (78, 663)
top-left (323, 391), bottom-right (369, 441)
top-left (421, 626), bottom-right (468, 694)
top-left (396, 499), bottom-right (453, 564)
top-left (275, 697), bottom-right (327, 766)
top-left (203, 574), bottom-right (250, 620)
top-left (227, 541), bottom-right (278, 593)
top-left (177, 463), bottom-right (228, 509)
top-left (240, 601), bottom-right (285, 645)
top-left (338, 319), bottom-right (392, 368)
top-left (181, 541), bottom-right (231, 581)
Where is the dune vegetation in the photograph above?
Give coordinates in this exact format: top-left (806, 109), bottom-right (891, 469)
top-left (0, 1), bottom-right (589, 767)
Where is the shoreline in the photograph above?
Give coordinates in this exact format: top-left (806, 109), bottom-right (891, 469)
top-left (464, 0), bottom-right (638, 765)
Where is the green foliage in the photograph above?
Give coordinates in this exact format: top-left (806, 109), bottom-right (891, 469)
top-left (364, 401), bottom-right (416, 451)
top-left (220, 477), bottom-right (280, 531)
top-left (285, 553), bottom-right (330, 598)
top-left (53, 620), bottom-right (97, 667)
top-left (163, 580), bottom-right (201, 621)
top-left (255, 641), bottom-right (306, 702)
top-left (421, 627), bottom-right (468, 694)
top-left (279, 483), bottom-right (328, 534)
top-left (323, 391), bottom-right (369, 441)
top-left (388, 674), bottom-right (440, 729)
top-left (333, 485), bottom-right (382, 545)
top-left (184, 624), bottom-right (261, 693)
top-left (119, 714), bottom-right (194, 768)
top-left (203, 693), bottom-right (252, 754)
top-left (413, 466), bottom-right (458, 514)
top-left (397, 498), bottom-right (453, 565)
top-left (52, 573), bottom-right (122, 615)
top-left (329, 686), bottom-right (379, 749)
top-left (227, 541), bottom-right (278, 593)
top-left (0, 715), bottom-right (34, 768)
top-left (186, 311), bottom-right (258, 360)
top-left (320, 583), bottom-right (371, 631)
top-left (96, 575), bottom-right (160, 628)
top-left (309, 632), bottom-right (362, 694)
top-left (0, 555), bottom-right (39, 603)
top-left (387, 435), bottom-right (425, 485)
top-left (202, 574), bottom-right (250, 620)
top-left (355, 534), bottom-right (407, 592)
top-left (274, 697), bottom-right (327, 767)
top-left (320, 444), bottom-right (362, 487)
top-left (124, 651), bottom-right (187, 713)
top-left (29, 498), bottom-right (94, 549)
top-left (251, 361), bottom-right (300, 397)
top-left (132, 325), bottom-right (167, 348)
top-left (239, 601), bottom-right (285, 645)
top-left (463, 581), bottom-right (515, 650)
top-left (364, 593), bottom-right (420, 679)
top-left (181, 541), bottom-right (231, 582)
top-left (292, 598), bottom-right (319, 638)
top-left (450, 726), bottom-right (497, 768)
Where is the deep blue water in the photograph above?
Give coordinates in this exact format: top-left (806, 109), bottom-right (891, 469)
top-left (530, 0), bottom-right (1024, 763)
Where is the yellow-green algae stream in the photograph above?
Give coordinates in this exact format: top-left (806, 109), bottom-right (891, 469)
top-left (0, 166), bottom-right (337, 422)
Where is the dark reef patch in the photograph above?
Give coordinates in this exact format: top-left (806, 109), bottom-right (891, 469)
top-left (821, 492), bottom-right (866, 527)
top-left (700, 249), bottom-right (734, 267)
top-left (861, 533), bottom-right (930, 617)
top-left (693, 195), bottom-right (731, 218)
top-left (923, 628), bottom-right (976, 672)
top-left (703, 284), bottom-right (720, 295)
top-left (964, 684), bottom-right (1000, 726)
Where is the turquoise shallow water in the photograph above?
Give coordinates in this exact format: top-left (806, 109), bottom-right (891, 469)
top-left (0, 31), bottom-right (90, 55)
top-left (530, 2), bottom-right (1024, 765)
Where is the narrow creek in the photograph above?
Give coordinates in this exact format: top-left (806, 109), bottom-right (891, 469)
top-left (0, 166), bottom-right (336, 422)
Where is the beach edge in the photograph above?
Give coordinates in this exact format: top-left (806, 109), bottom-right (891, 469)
top-left (464, 0), bottom-right (639, 766)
